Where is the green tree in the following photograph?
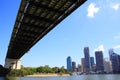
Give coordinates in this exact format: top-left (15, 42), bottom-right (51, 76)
top-left (8, 65), bottom-right (67, 77)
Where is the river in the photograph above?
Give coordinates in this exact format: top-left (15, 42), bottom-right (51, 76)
top-left (0, 75), bottom-right (120, 80)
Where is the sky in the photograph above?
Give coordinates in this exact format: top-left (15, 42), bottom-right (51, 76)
top-left (0, 0), bottom-right (120, 68)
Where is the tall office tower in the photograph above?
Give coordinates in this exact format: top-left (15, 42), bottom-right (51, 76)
top-left (95, 51), bottom-right (104, 73)
top-left (90, 57), bottom-right (95, 71)
top-left (103, 58), bottom-right (112, 73)
top-left (72, 61), bottom-right (76, 72)
top-left (84, 47), bottom-right (91, 72)
top-left (90, 57), bottom-right (95, 66)
top-left (109, 49), bottom-right (114, 60)
top-left (77, 64), bottom-right (82, 72)
top-left (67, 56), bottom-right (72, 72)
top-left (109, 49), bottom-right (120, 73)
top-left (81, 58), bottom-right (86, 72)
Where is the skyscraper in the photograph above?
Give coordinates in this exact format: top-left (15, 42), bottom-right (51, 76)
top-left (95, 51), bottom-right (104, 72)
top-left (90, 57), bottom-right (95, 71)
top-left (72, 61), bottom-right (76, 72)
top-left (81, 58), bottom-right (86, 72)
top-left (67, 56), bottom-right (72, 72)
top-left (77, 64), bottom-right (82, 72)
top-left (90, 57), bottom-right (95, 66)
top-left (103, 58), bottom-right (112, 73)
top-left (109, 49), bottom-right (120, 73)
top-left (84, 47), bottom-right (91, 72)
top-left (109, 49), bottom-right (114, 60)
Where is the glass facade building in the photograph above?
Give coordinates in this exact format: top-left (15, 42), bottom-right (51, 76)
top-left (72, 61), bottom-right (76, 72)
top-left (90, 57), bottom-right (95, 71)
top-left (109, 49), bottom-right (120, 73)
top-left (95, 51), bottom-right (104, 72)
top-left (84, 47), bottom-right (91, 72)
top-left (67, 56), bottom-right (72, 72)
top-left (90, 57), bottom-right (95, 66)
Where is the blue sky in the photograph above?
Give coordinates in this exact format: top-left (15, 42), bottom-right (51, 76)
top-left (0, 0), bottom-right (120, 68)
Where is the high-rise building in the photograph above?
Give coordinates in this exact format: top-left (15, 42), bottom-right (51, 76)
top-left (103, 58), bottom-right (112, 73)
top-left (72, 61), bottom-right (76, 72)
top-left (109, 49), bottom-right (115, 61)
top-left (84, 47), bottom-right (91, 72)
top-left (109, 49), bottom-right (120, 73)
top-left (67, 56), bottom-right (72, 72)
top-left (95, 51), bottom-right (104, 72)
top-left (77, 64), bottom-right (82, 72)
top-left (90, 57), bottom-right (95, 71)
top-left (81, 58), bottom-right (86, 72)
top-left (90, 57), bottom-right (95, 66)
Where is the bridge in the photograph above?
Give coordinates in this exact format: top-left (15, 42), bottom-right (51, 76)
top-left (4, 0), bottom-right (86, 69)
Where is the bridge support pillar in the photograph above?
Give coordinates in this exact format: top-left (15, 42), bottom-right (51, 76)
top-left (4, 58), bottom-right (21, 69)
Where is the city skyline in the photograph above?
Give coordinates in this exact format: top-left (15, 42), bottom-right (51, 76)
top-left (67, 47), bottom-right (120, 64)
top-left (0, 0), bottom-right (120, 67)
top-left (67, 48), bottom-right (120, 73)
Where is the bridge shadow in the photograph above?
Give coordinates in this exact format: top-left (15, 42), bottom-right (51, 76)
top-left (0, 65), bottom-right (10, 77)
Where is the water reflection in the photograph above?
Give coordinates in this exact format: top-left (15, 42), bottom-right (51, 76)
top-left (0, 77), bottom-right (20, 80)
top-left (1, 75), bottom-right (120, 80)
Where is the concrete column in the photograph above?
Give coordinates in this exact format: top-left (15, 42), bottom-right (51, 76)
top-left (4, 58), bottom-right (19, 69)
top-left (13, 59), bottom-right (21, 69)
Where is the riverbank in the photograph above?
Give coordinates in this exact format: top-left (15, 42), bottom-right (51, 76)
top-left (7, 74), bottom-right (120, 80)
top-left (26, 73), bottom-right (70, 77)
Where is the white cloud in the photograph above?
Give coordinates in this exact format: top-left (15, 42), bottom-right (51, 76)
top-left (87, 3), bottom-right (100, 18)
top-left (111, 3), bottom-right (120, 11)
top-left (113, 45), bottom-right (120, 49)
top-left (94, 45), bottom-right (104, 52)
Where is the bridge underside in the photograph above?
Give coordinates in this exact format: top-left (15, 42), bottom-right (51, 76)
top-left (5, 0), bottom-right (86, 68)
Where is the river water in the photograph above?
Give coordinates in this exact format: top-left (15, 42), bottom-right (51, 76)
top-left (1, 75), bottom-right (120, 80)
